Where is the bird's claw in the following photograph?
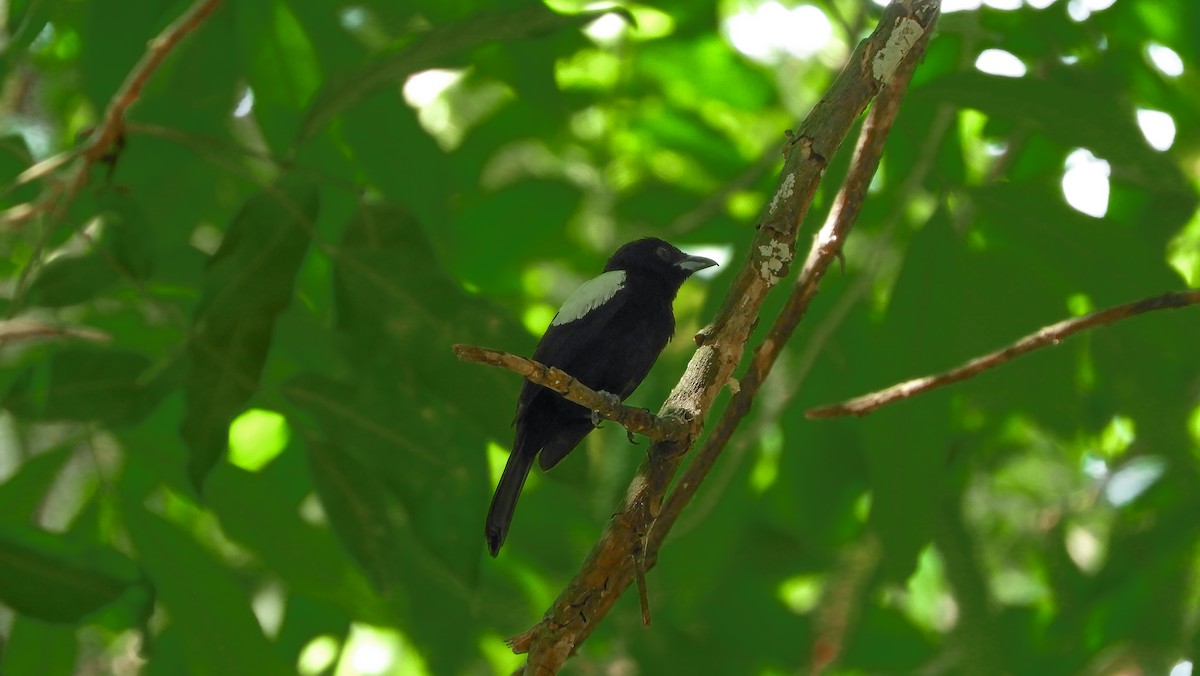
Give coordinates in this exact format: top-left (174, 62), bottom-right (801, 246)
top-left (591, 390), bottom-right (622, 429)
top-left (626, 428), bottom-right (639, 445)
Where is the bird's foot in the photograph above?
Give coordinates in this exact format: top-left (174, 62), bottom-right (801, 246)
top-left (626, 427), bottom-right (639, 445)
top-left (591, 390), bottom-right (622, 428)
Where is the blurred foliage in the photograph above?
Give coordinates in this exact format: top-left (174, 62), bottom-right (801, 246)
top-left (0, 0), bottom-right (1198, 674)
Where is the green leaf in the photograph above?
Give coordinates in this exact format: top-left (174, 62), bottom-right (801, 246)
top-left (334, 202), bottom-right (526, 439)
top-left (338, 91), bottom-right (454, 229)
top-left (0, 442), bottom-right (76, 525)
top-left (180, 178), bottom-right (317, 491)
top-left (283, 367), bottom-right (486, 582)
top-left (0, 523), bottom-right (143, 623)
top-left (104, 2), bottom-right (247, 250)
top-left (3, 348), bottom-right (155, 424)
top-left (122, 503), bottom-right (292, 676)
top-left (26, 254), bottom-right (123, 308)
top-left (235, 0), bottom-right (321, 152)
top-left (448, 180), bottom-right (583, 293)
top-left (298, 5), bottom-right (627, 140)
top-left (79, 0), bottom-right (178, 108)
top-left (0, 616), bottom-right (79, 676)
top-left (637, 35), bottom-right (776, 110)
top-left (141, 628), bottom-right (190, 676)
top-left (285, 384), bottom-right (482, 673)
top-left (97, 190), bottom-right (155, 282)
top-left (295, 418), bottom-right (409, 597)
top-left (843, 605), bottom-right (937, 671)
top-left (203, 461), bottom-right (387, 620)
top-left (0, 134), bottom-right (39, 208)
top-left (914, 72), bottom-right (1189, 191)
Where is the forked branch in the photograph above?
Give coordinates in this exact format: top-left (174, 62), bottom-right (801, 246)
top-left (451, 344), bottom-right (689, 442)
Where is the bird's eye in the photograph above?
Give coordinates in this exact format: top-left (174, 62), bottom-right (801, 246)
top-left (656, 246), bottom-right (670, 261)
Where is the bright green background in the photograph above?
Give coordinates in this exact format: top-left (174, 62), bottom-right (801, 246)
top-left (1, 0), bottom-right (1198, 674)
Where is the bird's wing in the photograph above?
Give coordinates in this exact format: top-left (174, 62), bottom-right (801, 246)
top-left (549, 271), bottom-right (626, 328)
top-left (517, 270), bottom-right (630, 411)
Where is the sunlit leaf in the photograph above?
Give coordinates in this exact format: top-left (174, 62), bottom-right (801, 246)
top-left (298, 5), bottom-right (629, 140)
top-left (0, 443), bottom-right (76, 525)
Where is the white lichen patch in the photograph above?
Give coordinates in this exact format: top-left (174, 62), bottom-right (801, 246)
top-left (727, 376), bottom-right (741, 394)
top-left (872, 17), bottom-right (924, 82)
top-left (768, 172), bottom-right (796, 215)
top-left (756, 240), bottom-right (793, 286)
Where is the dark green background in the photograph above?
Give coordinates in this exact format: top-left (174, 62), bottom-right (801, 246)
top-left (0, 0), bottom-right (1197, 673)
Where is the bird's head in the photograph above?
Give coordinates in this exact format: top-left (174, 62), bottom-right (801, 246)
top-left (603, 238), bottom-right (717, 287)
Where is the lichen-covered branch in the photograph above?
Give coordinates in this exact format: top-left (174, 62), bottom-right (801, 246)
top-left (807, 290), bottom-right (1200, 418)
top-left (650, 4), bottom-right (936, 554)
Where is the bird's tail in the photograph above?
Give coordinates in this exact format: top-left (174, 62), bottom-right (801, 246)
top-left (485, 449), bottom-right (537, 557)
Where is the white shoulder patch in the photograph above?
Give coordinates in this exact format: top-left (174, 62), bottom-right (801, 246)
top-left (550, 270), bottom-right (626, 326)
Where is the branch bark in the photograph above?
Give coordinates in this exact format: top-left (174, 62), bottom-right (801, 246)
top-left (650, 17), bottom-right (935, 545)
top-left (2, 0), bottom-right (225, 229)
top-left (806, 290), bottom-right (1200, 418)
top-left (482, 2), bottom-right (944, 671)
top-left (0, 319), bottom-right (111, 346)
top-left (451, 344), bottom-right (689, 442)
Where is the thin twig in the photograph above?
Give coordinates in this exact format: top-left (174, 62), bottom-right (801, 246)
top-left (451, 345), bottom-right (689, 442)
top-left (807, 290), bottom-right (1200, 418)
top-left (10, 0), bottom-right (223, 219)
top-left (633, 552), bottom-right (651, 626)
top-left (6, 0), bottom-right (225, 310)
top-left (811, 535), bottom-right (882, 675)
top-left (0, 319), bottom-right (111, 346)
top-left (74, 0), bottom-right (226, 176)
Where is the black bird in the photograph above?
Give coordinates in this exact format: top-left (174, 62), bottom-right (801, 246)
top-left (485, 238), bottom-right (717, 556)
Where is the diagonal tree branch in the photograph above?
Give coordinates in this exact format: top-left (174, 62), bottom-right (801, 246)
top-left (64, 0), bottom-right (226, 210)
top-left (5, 0), bottom-right (226, 309)
top-left (2, 0), bottom-right (223, 229)
top-left (478, 2), bottom-right (943, 672)
top-left (806, 289), bottom-right (1200, 418)
top-left (649, 0), bottom-right (937, 557)
top-left (451, 344), bottom-right (689, 442)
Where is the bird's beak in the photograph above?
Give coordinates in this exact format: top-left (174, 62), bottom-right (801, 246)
top-left (677, 254), bottom-right (718, 273)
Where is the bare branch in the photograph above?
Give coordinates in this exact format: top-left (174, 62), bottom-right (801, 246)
top-left (507, 2), bottom-right (942, 671)
top-left (650, 4), bottom-right (937, 556)
top-left (807, 290), bottom-right (1200, 418)
top-left (81, 0), bottom-right (226, 166)
top-left (451, 344), bottom-right (688, 442)
top-left (3, 0), bottom-right (225, 229)
top-left (0, 319), bottom-right (111, 347)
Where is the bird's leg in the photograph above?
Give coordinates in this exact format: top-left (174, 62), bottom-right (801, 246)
top-left (590, 390), bottom-right (623, 428)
